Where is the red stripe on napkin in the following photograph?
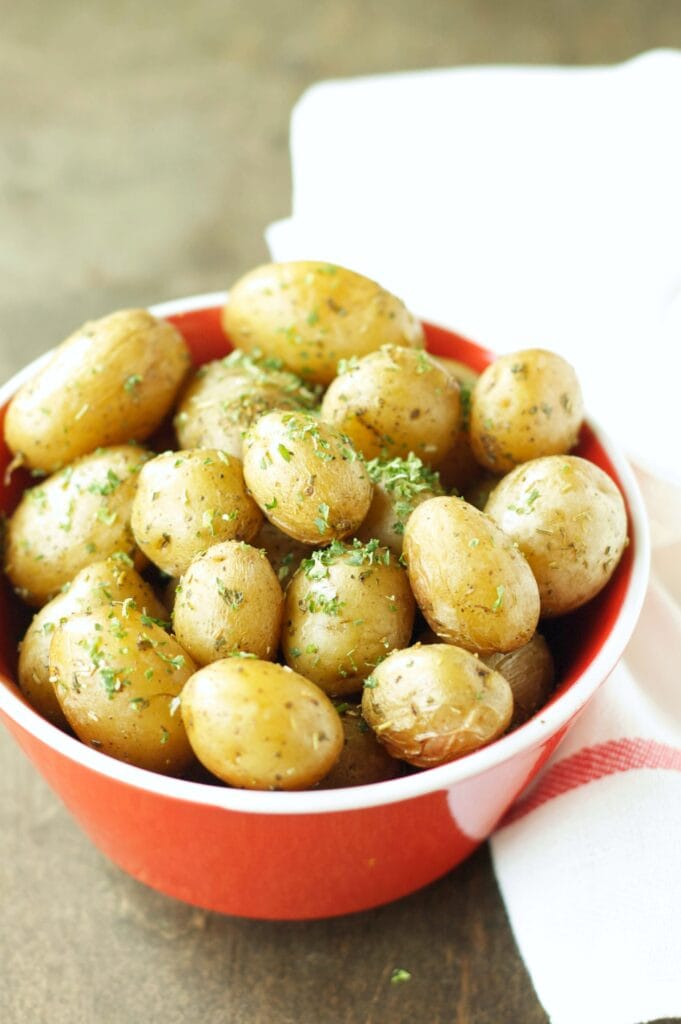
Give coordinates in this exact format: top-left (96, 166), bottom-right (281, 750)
top-left (501, 738), bottom-right (681, 827)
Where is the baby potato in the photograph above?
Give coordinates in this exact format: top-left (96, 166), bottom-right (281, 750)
top-left (484, 455), bottom-right (628, 616)
top-left (174, 350), bottom-right (319, 458)
top-left (403, 496), bottom-right (540, 654)
top-left (357, 453), bottom-right (444, 555)
top-left (318, 704), bottom-right (401, 788)
top-left (361, 644), bottom-right (513, 767)
top-left (222, 261), bottom-right (424, 386)
top-left (242, 410), bottom-right (372, 545)
top-left (18, 555), bottom-right (168, 729)
top-left (470, 348), bottom-right (584, 473)
top-left (173, 540), bottom-right (284, 665)
top-left (5, 309), bottom-right (191, 472)
top-left (49, 607), bottom-right (196, 774)
top-left (5, 445), bottom-right (150, 607)
top-left (254, 519), bottom-right (312, 586)
top-left (320, 345), bottom-right (460, 465)
top-left (131, 449), bottom-right (262, 577)
top-left (483, 632), bottom-right (555, 728)
top-left (282, 539), bottom-right (415, 696)
top-left (180, 658), bottom-right (344, 790)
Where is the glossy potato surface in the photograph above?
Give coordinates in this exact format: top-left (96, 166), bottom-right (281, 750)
top-left (483, 632), bottom-right (555, 728)
top-left (5, 309), bottom-right (191, 472)
top-left (181, 658), bottom-right (344, 789)
top-left (222, 261), bottom-right (424, 385)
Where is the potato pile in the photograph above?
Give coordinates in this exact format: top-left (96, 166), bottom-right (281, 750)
top-left (4, 261), bottom-right (628, 791)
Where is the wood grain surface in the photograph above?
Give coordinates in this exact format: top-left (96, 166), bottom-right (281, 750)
top-left (1, 2), bottom-right (680, 1021)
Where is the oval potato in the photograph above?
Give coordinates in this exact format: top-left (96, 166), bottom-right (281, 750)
top-left (483, 632), bottom-right (554, 728)
top-left (357, 453), bottom-right (444, 554)
top-left (318, 705), bottom-right (401, 788)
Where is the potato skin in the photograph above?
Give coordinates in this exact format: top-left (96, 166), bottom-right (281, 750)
top-left (5, 445), bottom-right (150, 607)
top-left (357, 453), bottom-right (444, 555)
top-left (131, 449), bottom-right (262, 576)
top-left (172, 541), bottom-right (284, 665)
top-left (403, 496), bottom-right (540, 654)
top-left (254, 519), bottom-right (312, 586)
top-left (180, 659), bottom-right (344, 790)
top-left (49, 608), bottom-right (196, 774)
top-left (18, 556), bottom-right (167, 729)
top-left (361, 644), bottom-right (513, 767)
top-left (282, 541), bottom-right (415, 695)
top-left (222, 261), bottom-right (424, 385)
top-left (470, 348), bottom-right (584, 473)
top-left (320, 345), bottom-right (460, 465)
top-left (242, 410), bottom-right (372, 545)
top-left (484, 455), bottom-right (628, 616)
top-left (483, 633), bottom-right (554, 728)
top-left (5, 309), bottom-right (191, 472)
top-left (318, 705), bottom-right (401, 788)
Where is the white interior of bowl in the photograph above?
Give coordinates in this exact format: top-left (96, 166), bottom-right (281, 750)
top-left (0, 292), bottom-right (651, 815)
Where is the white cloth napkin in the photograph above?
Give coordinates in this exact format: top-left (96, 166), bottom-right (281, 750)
top-left (266, 51), bottom-right (681, 1024)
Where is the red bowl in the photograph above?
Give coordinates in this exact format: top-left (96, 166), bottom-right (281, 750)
top-left (0, 293), bottom-right (650, 920)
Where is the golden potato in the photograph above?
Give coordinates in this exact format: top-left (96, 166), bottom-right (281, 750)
top-left (242, 410), bottom-right (372, 545)
top-left (172, 540), bottom-right (284, 665)
top-left (361, 644), bottom-right (513, 767)
top-left (484, 455), bottom-right (628, 616)
top-left (318, 704), bottom-right (401, 788)
top-left (470, 348), bottom-right (584, 473)
top-left (130, 449), bottom-right (262, 577)
top-left (282, 539), bottom-right (415, 696)
top-left (174, 349), bottom-right (319, 457)
top-left (5, 309), bottom-right (191, 472)
top-left (357, 453), bottom-right (444, 554)
top-left (180, 658), bottom-right (344, 789)
top-left (483, 632), bottom-right (555, 728)
top-left (18, 555), bottom-right (168, 729)
top-left (254, 519), bottom-right (312, 586)
top-left (320, 345), bottom-right (460, 464)
top-left (49, 607), bottom-right (196, 774)
top-left (403, 496), bottom-right (540, 654)
top-left (222, 261), bottom-right (424, 385)
top-left (5, 445), bottom-right (150, 607)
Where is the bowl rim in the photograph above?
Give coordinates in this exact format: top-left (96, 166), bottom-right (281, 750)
top-left (0, 291), bottom-right (651, 815)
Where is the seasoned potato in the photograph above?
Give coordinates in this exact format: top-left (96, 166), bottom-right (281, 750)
top-left (436, 376), bottom-right (482, 493)
top-left (131, 449), bottom-right (262, 577)
top-left (357, 453), bottom-right (444, 555)
top-left (403, 496), bottom-right (540, 654)
top-left (254, 519), bottom-right (312, 586)
top-left (320, 345), bottom-right (460, 465)
top-left (483, 632), bottom-right (555, 728)
top-left (18, 556), bottom-right (167, 729)
top-left (361, 644), bottom-right (513, 767)
top-left (282, 540), bottom-right (415, 695)
top-left (5, 309), bottom-right (191, 472)
top-left (173, 540), bottom-right (284, 665)
top-left (318, 704), bottom-right (401, 788)
top-left (470, 348), bottom-right (584, 473)
top-left (49, 607), bottom-right (196, 774)
top-left (484, 455), bottom-right (628, 616)
top-left (222, 261), bottom-right (424, 385)
top-left (242, 410), bottom-right (372, 545)
top-left (5, 445), bottom-right (150, 607)
top-left (180, 658), bottom-right (344, 789)
top-left (174, 350), bottom-right (319, 457)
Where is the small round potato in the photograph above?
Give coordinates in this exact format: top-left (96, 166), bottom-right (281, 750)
top-left (470, 348), bottom-right (584, 473)
top-left (242, 410), bottom-right (372, 545)
top-left (49, 607), bottom-right (196, 774)
top-left (222, 261), bottom-right (424, 385)
top-left (131, 449), bottom-right (262, 577)
top-left (484, 455), bottom-right (628, 616)
top-left (320, 345), bottom-right (461, 464)
top-left (282, 540), bottom-right (415, 695)
top-left (5, 445), bottom-right (150, 607)
top-left (180, 658), bottom-right (344, 790)
top-left (357, 453), bottom-right (444, 554)
top-left (173, 541), bottom-right (284, 665)
top-left (403, 496), bottom-right (540, 654)
top-left (5, 309), bottom-right (191, 472)
top-left (174, 350), bottom-right (319, 457)
top-left (483, 632), bottom-right (555, 728)
top-left (361, 644), bottom-right (513, 767)
top-left (254, 519), bottom-right (312, 586)
top-left (18, 555), bottom-right (168, 729)
top-left (318, 704), bottom-right (401, 788)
